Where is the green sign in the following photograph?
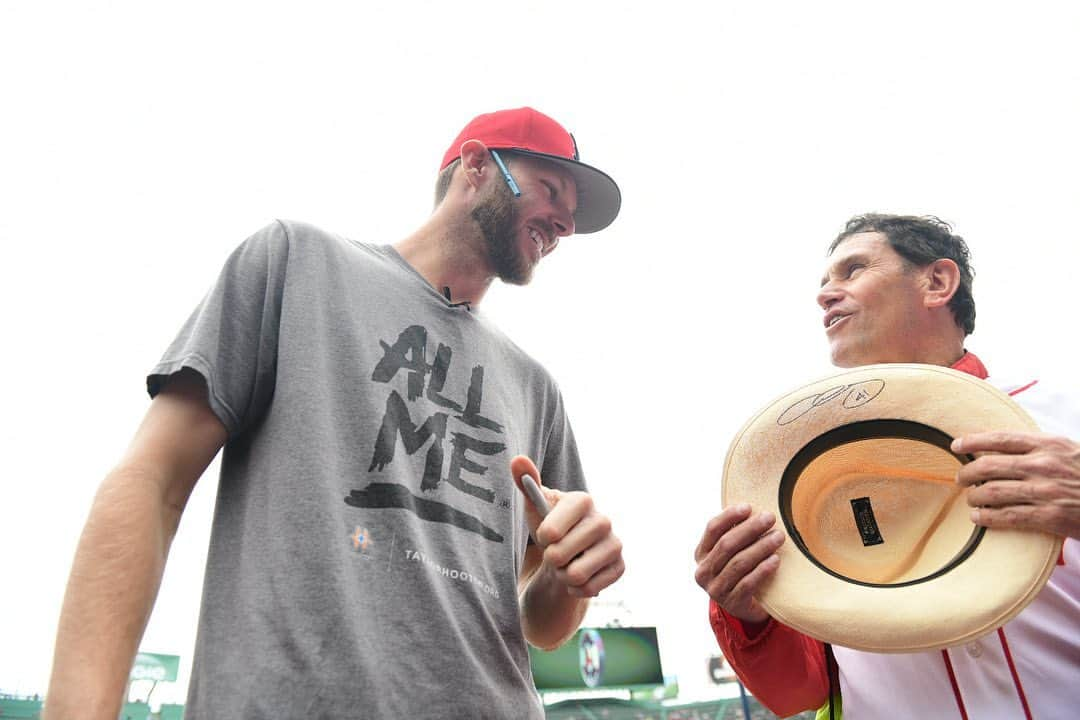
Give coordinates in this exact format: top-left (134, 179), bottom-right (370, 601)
top-left (130, 652), bottom-right (180, 682)
top-left (529, 626), bottom-right (664, 691)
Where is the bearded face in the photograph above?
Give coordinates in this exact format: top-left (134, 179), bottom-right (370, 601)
top-left (470, 176), bottom-right (530, 285)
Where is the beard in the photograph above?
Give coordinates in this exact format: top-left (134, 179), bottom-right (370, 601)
top-left (471, 179), bottom-right (531, 285)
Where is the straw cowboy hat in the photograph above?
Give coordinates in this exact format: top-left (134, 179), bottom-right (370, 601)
top-left (723, 363), bottom-right (1062, 652)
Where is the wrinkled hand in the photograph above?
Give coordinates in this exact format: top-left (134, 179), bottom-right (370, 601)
top-left (694, 504), bottom-right (785, 624)
top-left (954, 431), bottom-right (1080, 540)
top-left (511, 456), bottom-right (624, 597)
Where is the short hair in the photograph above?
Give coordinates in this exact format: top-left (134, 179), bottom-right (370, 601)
top-left (831, 214), bottom-right (976, 335)
top-left (433, 158), bottom-right (460, 206)
top-left (433, 152), bottom-right (520, 207)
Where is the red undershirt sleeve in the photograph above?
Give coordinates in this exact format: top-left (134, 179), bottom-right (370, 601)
top-left (709, 599), bottom-right (831, 717)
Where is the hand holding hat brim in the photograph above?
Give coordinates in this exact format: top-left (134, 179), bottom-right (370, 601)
top-left (722, 363), bottom-right (1062, 652)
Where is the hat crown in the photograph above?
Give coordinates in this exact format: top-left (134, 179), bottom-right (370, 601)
top-left (441, 107), bottom-right (578, 169)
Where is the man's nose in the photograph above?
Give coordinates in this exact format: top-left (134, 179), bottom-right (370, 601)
top-left (817, 283), bottom-right (842, 310)
top-left (551, 206), bottom-right (575, 238)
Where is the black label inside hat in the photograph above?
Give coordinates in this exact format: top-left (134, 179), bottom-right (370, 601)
top-left (780, 420), bottom-right (984, 588)
top-left (851, 497), bottom-right (884, 546)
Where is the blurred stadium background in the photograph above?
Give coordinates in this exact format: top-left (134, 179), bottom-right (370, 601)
top-left (1, 630), bottom-right (814, 719)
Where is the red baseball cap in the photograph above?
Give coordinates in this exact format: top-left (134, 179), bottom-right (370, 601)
top-left (440, 107), bottom-right (622, 234)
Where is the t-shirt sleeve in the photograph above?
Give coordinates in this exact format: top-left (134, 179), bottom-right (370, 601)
top-left (709, 599), bottom-right (831, 716)
top-left (538, 384), bottom-right (587, 495)
top-left (146, 220), bottom-right (290, 438)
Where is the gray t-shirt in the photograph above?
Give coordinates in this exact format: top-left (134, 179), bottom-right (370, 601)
top-left (148, 220), bottom-right (586, 718)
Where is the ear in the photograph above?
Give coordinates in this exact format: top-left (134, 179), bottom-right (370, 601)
top-left (923, 258), bottom-right (961, 310)
top-left (459, 140), bottom-right (492, 191)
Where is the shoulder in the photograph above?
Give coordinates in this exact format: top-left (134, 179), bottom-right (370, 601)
top-left (266, 219), bottom-right (368, 253)
top-left (474, 315), bottom-right (568, 406)
top-left (986, 365), bottom-right (1080, 438)
top-left (234, 219), bottom-right (392, 267)
top-left (478, 316), bottom-right (558, 379)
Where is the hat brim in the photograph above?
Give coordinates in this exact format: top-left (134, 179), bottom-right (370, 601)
top-left (722, 363), bottom-right (1061, 652)
top-left (503, 149), bottom-right (621, 234)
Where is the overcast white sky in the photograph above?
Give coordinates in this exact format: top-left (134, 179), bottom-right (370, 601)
top-left (2, 0), bottom-right (1078, 705)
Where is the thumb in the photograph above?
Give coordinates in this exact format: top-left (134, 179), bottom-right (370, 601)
top-left (511, 455), bottom-right (556, 534)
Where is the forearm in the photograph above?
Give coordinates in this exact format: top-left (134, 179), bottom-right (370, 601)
top-left (709, 600), bottom-right (829, 717)
top-left (44, 466), bottom-right (183, 720)
top-left (519, 562), bottom-right (590, 651)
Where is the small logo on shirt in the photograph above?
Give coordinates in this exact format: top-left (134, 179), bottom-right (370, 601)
top-left (350, 527), bottom-right (372, 552)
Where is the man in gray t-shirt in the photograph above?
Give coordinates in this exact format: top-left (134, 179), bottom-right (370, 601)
top-left (45, 107), bottom-right (626, 719)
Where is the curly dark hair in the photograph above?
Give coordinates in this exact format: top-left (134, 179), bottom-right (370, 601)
top-left (830, 214), bottom-right (976, 335)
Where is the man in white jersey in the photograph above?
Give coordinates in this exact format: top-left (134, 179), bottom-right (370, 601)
top-left (695, 214), bottom-right (1080, 719)
top-left (43, 107), bottom-right (626, 719)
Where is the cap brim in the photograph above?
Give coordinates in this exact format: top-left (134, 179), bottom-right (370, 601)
top-left (503, 150), bottom-right (621, 234)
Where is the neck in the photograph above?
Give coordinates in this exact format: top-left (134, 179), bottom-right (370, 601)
top-left (915, 343), bottom-right (967, 368)
top-left (394, 211), bottom-right (496, 308)
top-left (908, 323), bottom-right (967, 367)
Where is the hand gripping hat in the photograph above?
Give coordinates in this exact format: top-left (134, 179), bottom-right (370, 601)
top-left (440, 107), bottom-right (621, 234)
top-left (723, 363), bottom-right (1062, 652)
